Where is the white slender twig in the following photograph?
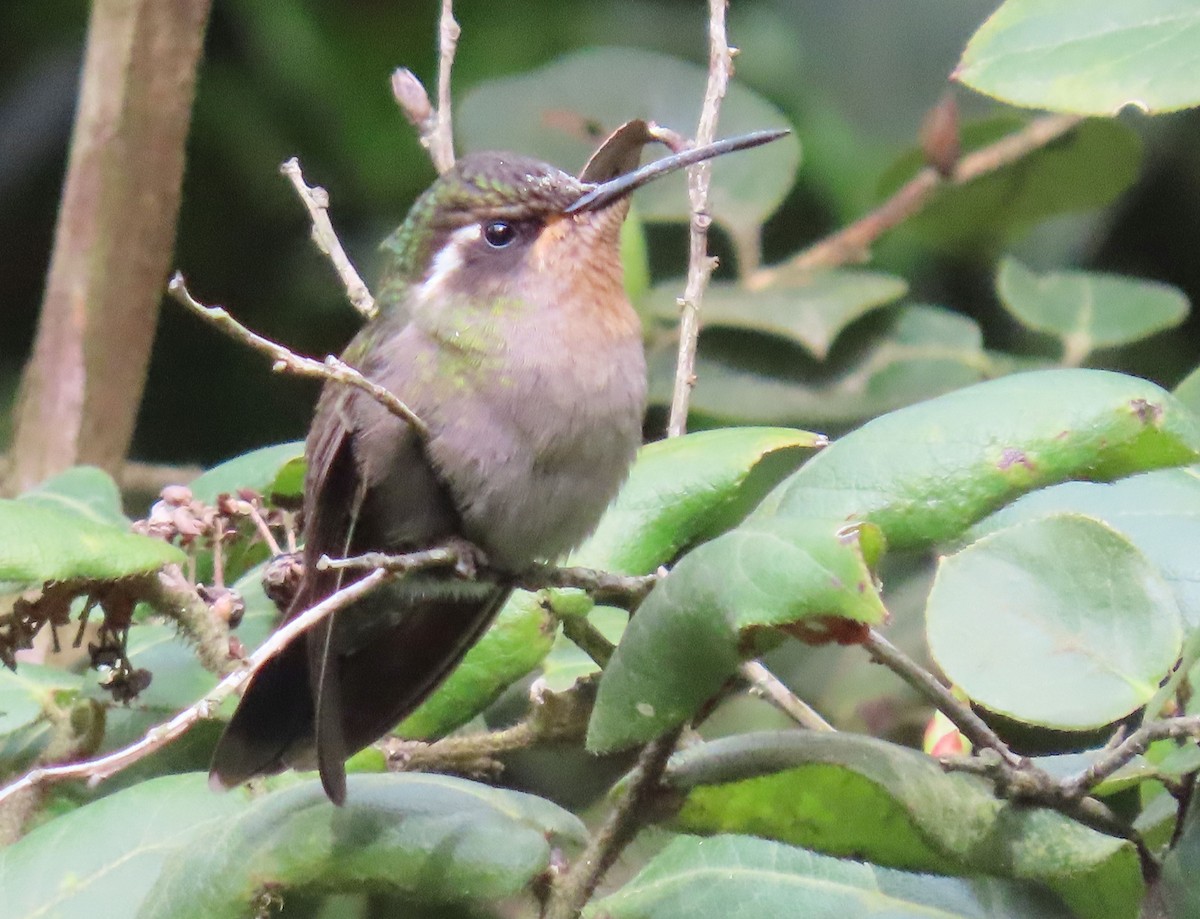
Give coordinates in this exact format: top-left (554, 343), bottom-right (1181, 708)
top-left (167, 273), bottom-right (428, 438)
top-left (666, 0), bottom-right (736, 437)
top-left (279, 158), bottom-right (376, 320)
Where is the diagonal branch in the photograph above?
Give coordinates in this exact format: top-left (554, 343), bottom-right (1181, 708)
top-left (167, 273), bottom-right (428, 438)
top-left (750, 112), bottom-right (1083, 286)
top-left (280, 158), bottom-right (376, 320)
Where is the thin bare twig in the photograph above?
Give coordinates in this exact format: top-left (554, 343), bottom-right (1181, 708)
top-left (666, 0), bottom-right (735, 438)
top-left (321, 550), bottom-right (661, 609)
top-left (1060, 716), bottom-right (1200, 799)
top-left (280, 158), bottom-right (376, 320)
top-left (750, 113), bottom-right (1083, 286)
top-left (167, 273), bottom-right (429, 438)
top-left (862, 628), bottom-right (1025, 770)
top-left (546, 728), bottom-right (684, 919)
top-left (430, 0), bottom-right (459, 173)
top-left (740, 660), bottom-right (834, 732)
top-left (0, 552), bottom-right (464, 807)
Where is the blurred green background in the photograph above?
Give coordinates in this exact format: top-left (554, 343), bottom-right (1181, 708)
top-left (3, 0), bottom-right (1199, 467)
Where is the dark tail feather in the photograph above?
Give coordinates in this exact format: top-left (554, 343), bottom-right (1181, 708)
top-left (312, 584), bottom-right (512, 799)
top-left (208, 636), bottom-right (314, 791)
top-left (211, 582), bottom-right (511, 802)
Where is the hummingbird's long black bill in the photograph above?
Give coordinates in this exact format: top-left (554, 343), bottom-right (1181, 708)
top-left (565, 127), bottom-right (790, 214)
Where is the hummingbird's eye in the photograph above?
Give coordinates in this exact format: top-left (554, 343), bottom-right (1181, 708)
top-left (483, 220), bottom-right (517, 248)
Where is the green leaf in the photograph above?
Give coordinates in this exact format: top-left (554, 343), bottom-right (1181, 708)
top-left (587, 516), bottom-right (886, 752)
top-left (573, 426), bottom-right (824, 574)
top-left (755, 369), bottom-right (1200, 549)
top-left (0, 500), bottom-right (184, 585)
top-left (1174, 364), bottom-right (1200, 416)
top-left (586, 833), bottom-right (1076, 919)
top-left (457, 47), bottom-right (800, 246)
top-left (188, 441), bottom-right (305, 505)
top-left (956, 0), bottom-right (1200, 115)
top-left (665, 304), bottom-right (992, 428)
top-left (645, 271), bottom-right (908, 360)
top-left (665, 733), bottom-right (1143, 919)
top-left (0, 772), bottom-right (582, 919)
top-left (396, 590), bottom-right (557, 739)
top-left (996, 257), bottom-right (1189, 363)
top-left (877, 118), bottom-right (1140, 252)
top-left (0, 773), bottom-right (246, 919)
top-left (928, 514), bottom-right (1182, 730)
top-left (18, 466), bottom-right (128, 528)
top-left (1160, 795), bottom-right (1200, 917)
top-left (969, 469), bottom-right (1200, 628)
top-left (142, 774), bottom-right (585, 918)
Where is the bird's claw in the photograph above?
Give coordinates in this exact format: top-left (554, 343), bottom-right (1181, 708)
top-left (445, 537), bottom-right (489, 580)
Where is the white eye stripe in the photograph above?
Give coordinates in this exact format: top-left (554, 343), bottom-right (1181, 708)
top-left (416, 224), bottom-right (481, 305)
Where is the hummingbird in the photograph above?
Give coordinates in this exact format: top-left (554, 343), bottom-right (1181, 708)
top-left (209, 124), bottom-right (787, 804)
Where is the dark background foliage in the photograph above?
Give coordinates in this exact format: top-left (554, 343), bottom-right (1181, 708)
top-left (4, 0), bottom-right (1199, 467)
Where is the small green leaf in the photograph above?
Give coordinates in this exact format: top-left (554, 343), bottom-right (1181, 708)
top-left (877, 118), bottom-right (1140, 252)
top-left (18, 466), bottom-right (128, 528)
top-left (970, 469), bottom-right (1200, 628)
top-left (586, 833), bottom-right (1076, 919)
top-left (996, 257), bottom-right (1189, 363)
top-left (1174, 364), bottom-right (1200, 416)
top-left (664, 733), bottom-right (1142, 919)
top-left (587, 516), bottom-right (885, 752)
top-left (457, 47), bottom-right (800, 244)
top-left (755, 369), bottom-right (1200, 549)
top-left (928, 515), bottom-right (1182, 730)
top-left (0, 501), bottom-right (184, 585)
top-left (142, 774), bottom-right (585, 918)
top-left (646, 271), bottom-right (908, 360)
top-left (663, 304), bottom-right (991, 428)
top-left (188, 441), bottom-right (305, 505)
top-left (957, 0), bottom-right (1200, 115)
top-left (574, 426), bottom-right (823, 574)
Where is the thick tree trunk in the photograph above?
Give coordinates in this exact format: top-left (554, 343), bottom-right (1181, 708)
top-left (6, 0), bottom-right (212, 493)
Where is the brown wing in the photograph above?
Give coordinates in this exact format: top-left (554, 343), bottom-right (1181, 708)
top-left (210, 323), bottom-right (509, 804)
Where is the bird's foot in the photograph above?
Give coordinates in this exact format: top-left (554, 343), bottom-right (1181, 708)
top-left (444, 537), bottom-right (489, 580)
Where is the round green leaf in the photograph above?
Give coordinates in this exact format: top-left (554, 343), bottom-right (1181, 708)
top-left (756, 369), bottom-right (1200, 549)
top-left (997, 257), bottom-right (1189, 362)
top-left (586, 834), bottom-right (1075, 919)
top-left (457, 47), bottom-right (800, 243)
top-left (645, 271), bottom-right (908, 360)
top-left (957, 0), bottom-right (1200, 115)
top-left (665, 732), bottom-right (1142, 919)
top-left (587, 516), bottom-right (886, 753)
top-left (0, 501), bottom-right (184, 584)
top-left (970, 469), bottom-right (1200, 628)
top-left (928, 514), bottom-right (1182, 729)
